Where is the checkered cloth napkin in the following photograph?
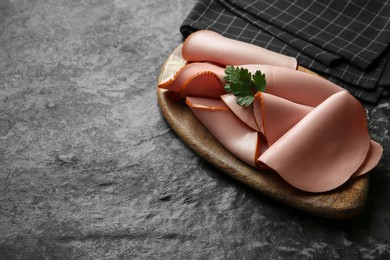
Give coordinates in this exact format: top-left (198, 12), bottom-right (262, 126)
top-left (180, 0), bottom-right (390, 103)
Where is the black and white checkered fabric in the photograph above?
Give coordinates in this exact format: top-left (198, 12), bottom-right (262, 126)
top-left (181, 0), bottom-right (390, 103)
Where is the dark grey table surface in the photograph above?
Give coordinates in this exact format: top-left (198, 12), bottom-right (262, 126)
top-left (1, 0), bottom-right (389, 259)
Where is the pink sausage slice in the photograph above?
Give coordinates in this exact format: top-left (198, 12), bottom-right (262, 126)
top-left (240, 65), bottom-right (343, 107)
top-left (258, 91), bottom-right (371, 192)
top-left (352, 140), bottom-right (383, 177)
top-left (221, 94), bottom-right (260, 131)
top-left (158, 62), bottom-right (226, 99)
top-left (253, 92), bottom-right (313, 146)
top-left (186, 96), bottom-right (259, 167)
top-left (182, 30), bottom-right (297, 69)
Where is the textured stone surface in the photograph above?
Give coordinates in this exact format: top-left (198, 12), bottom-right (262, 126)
top-left (0, 0), bottom-right (389, 259)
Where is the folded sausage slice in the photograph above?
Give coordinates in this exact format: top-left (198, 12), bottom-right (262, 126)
top-left (221, 94), bottom-right (260, 132)
top-left (258, 91), bottom-right (371, 192)
top-left (253, 92), bottom-right (313, 146)
top-left (186, 96), bottom-right (259, 167)
top-left (352, 140), bottom-right (383, 177)
top-left (158, 62), bottom-right (226, 99)
top-left (240, 64), bottom-right (343, 106)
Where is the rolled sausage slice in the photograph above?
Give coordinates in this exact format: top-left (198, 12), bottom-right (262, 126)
top-left (182, 30), bottom-right (298, 69)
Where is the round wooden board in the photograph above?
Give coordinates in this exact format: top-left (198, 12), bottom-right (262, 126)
top-left (157, 44), bottom-right (369, 219)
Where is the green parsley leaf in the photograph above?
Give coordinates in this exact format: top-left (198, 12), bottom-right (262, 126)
top-left (252, 70), bottom-right (266, 92)
top-left (223, 66), bottom-right (266, 107)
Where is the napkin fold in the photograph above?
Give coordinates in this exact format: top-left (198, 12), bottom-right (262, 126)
top-left (181, 0), bottom-right (390, 103)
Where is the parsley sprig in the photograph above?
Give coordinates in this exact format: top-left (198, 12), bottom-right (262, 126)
top-left (224, 66), bottom-right (266, 107)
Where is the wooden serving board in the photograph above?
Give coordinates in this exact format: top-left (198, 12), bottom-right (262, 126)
top-left (157, 45), bottom-right (369, 219)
